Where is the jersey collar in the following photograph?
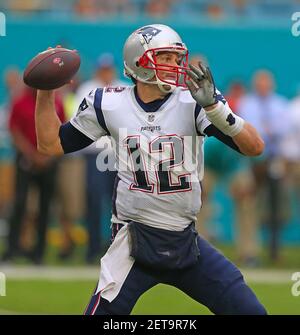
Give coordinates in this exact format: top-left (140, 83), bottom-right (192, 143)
top-left (133, 86), bottom-right (172, 113)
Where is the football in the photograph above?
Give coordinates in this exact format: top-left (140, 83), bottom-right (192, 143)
top-left (23, 47), bottom-right (80, 90)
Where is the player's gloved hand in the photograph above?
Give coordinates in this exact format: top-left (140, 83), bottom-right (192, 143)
top-left (186, 62), bottom-right (217, 108)
top-left (187, 62), bottom-right (245, 137)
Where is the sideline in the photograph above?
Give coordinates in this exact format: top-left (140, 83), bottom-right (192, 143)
top-left (0, 266), bottom-right (296, 283)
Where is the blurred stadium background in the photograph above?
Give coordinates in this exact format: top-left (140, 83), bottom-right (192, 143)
top-left (0, 0), bottom-right (300, 314)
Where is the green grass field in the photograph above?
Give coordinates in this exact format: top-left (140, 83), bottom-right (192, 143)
top-left (1, 241), bottom-right (300, 315)
top-left (0, 279), bottom-right (300, 315)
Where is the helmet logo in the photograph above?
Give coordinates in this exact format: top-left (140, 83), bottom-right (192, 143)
top-left (137, 26), bottom-right (162, 44)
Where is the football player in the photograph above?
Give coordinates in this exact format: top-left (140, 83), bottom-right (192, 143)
top-left (35, 24), bottom-right (266, 315)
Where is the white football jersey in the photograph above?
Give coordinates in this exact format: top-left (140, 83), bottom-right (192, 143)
top-left (70, 86), bottom-right (212, 231)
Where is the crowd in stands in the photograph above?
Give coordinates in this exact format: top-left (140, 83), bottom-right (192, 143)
top-left (0, 0), bottom-right (298, 20)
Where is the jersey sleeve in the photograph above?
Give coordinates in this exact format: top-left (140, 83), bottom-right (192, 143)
top-left (59, 122), bottom-right (94, 154)
top-left (195, 105), bottom-right (211, 135)
top-left (70, 88), bottom-right (108, 141)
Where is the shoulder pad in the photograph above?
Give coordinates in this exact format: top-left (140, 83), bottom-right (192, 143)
top-left (101, 86), bottom-right (131, 111)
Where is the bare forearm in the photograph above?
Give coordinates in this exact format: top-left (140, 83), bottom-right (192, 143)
top-left (35, 90), bottom-right (64, 156)
top-left (232, 122), bottom-right (265, 156)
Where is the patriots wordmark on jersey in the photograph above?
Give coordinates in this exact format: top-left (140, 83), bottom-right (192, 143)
top-left (69, 85), bottom-right (227, 231)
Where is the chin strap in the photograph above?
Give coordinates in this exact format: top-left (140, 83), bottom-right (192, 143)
top-left (157, 80), bottom-right (176, 94)
top-left (124, 63), bottom-right (176, 94)
top-left (154, 69), bottom-right (177, 93)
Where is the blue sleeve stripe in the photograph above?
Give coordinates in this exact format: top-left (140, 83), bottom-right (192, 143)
top-left (59, 122), bottom-right (93, 154)
top-left (194, 104), bottom-right (203, 136)
top-left (194, 103), bottom-right (201, 120)
top-left (112, 174), bottom-right (120, 217)
top-left (94, 88), bottom-right (111, 136)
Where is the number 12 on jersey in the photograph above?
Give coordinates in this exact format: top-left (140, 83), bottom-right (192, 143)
top-left (124, 135), bottom-right (192, 194)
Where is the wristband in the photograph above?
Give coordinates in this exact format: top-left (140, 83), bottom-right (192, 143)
top-left (205, 101), bottom-right (245, 137)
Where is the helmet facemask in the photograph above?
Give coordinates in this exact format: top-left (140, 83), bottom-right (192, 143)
top-left (137, 47), bottom-right (189, 93)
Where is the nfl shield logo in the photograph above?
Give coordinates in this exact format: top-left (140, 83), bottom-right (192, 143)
top-left (148, 114), bottom-right (155, 122)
